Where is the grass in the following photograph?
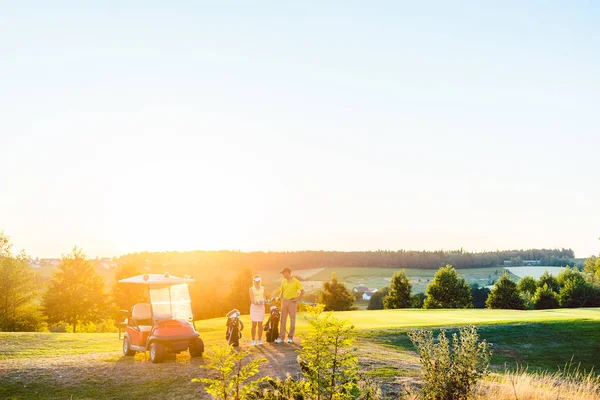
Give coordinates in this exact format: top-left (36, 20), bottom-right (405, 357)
top-left (364, 319), bottom-right (600, 372)
top-left (2, 308), bottom-right (600, 399)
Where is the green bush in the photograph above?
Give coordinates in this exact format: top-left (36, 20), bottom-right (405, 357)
top-left (423, 265), bottom-right (472, 309)
top-left (517, 275), bottom-right (537, 296)
top-left (319, 274), bottom-right (356, 311)
top-left (558, 278), bottom-right (599, 308)
top-left (411, 292), bottom-right (427, 309)
top-left (538, 271), bottom-right (560, 293)
top-left (367, 287), bottom-right (389, 310)
top-left (532, 284), bottom-right (559, 309)
top-left (486, 273), bottom-right (525, 309)
top-left (383, 270), bottom-right (412, 309)
top-left (192, 345), bottom-right (268, 400)
top-left (298, 305), bottom-right (360, 399)
top-left (408, 326), bottom-right (492, 400)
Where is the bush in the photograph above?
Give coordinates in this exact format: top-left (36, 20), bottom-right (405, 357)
top-left (557, 266), bottom-right (583, 287)
top-left (367, 287), bottom-right (389, 310)
top-left (423, 265), bottom-right (472, 309)
top-left (470, 284), bottom-right (490, 309)
top-left (408, 326), bottom-right (492, 400)
top-left (383, 270), bottom-right (412, 309)
top-left (411, 293), bottom-right (427, 309)
top-left (319, 274), bottom-right (355, 311)
top-left (558, 278), bottom-right (600, 308)
top-left (532, 284), bottom-right (559, 309)
top-left (517, 275), bottom-right (537, 296)
top-left (538, 271), bottom-right (559, 293)
top-left (486, 273), bottom-right (525, 309)
top-left (298, 305), bottom-right (360, 399)
top-left (193, 345), bottom-right (268, 400)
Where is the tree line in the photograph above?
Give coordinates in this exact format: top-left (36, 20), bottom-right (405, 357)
top-left (0, 228), bottom-right (594, 332)
top-left (116, 247), bottom-right (577, 276)
top-left (360, 260), bottom-right (600, 312)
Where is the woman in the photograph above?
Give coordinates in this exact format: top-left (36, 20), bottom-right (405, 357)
top-left (249, 275), bottom-right (266, 345)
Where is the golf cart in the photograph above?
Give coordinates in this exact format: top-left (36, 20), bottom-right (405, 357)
top-left (117, 273), bottom-right (204, 363)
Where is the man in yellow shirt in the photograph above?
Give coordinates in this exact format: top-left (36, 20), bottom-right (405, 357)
top-left (276, 268), bottom-right (304, 344)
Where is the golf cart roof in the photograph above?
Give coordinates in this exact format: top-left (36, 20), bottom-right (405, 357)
top-left (118, 273), bottom-right (194, 285)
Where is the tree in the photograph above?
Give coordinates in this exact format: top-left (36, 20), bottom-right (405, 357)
top-left (423, 265), bottom-right (472, 309)
top-left (517, 275), bottom-right (537, 296)
top-left (538, 271), bottom-right (559, 293)
top-left (485, 273), bottom-right (525, 309)
top-left (193, 345), bottom-right (268, 400)
top-left (383, 270), bottom-right (412, 309)
top-left (224, 268), bottom-right (253, 313)
top-left (367, 287), bottom-right (389, 310)
top-left (411, 293), bottom-right (427, 309)
top-left (319, 273), bottom-right (355, 311)
top-left (470, 284), bottom-right (490, 309)
top-left (299, 305), bottom-right (360, 400)
top-left (42, 247), bottom-right (109, 333)
top-left (0, 232), bottom-right (44, 331)
top-left (532, 284), bottom-right (559, 310)
top-left (112, 260), bottom-right (147, 317)
top-left (583, 255), bottom-right (600, 283)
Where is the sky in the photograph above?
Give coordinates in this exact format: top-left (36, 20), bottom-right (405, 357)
top-left (1, 1), bottom-right (599, 258)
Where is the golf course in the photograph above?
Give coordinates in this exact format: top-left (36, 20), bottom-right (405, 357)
top-left (2, 308), bottom-right (599, 399)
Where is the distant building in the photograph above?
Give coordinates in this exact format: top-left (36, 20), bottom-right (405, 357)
top-left (362, 289), bottom-right (378, 301)
top-left (523, 260), bottom-right (542, 266)
top-left (352, 285), bottom-right (369, 293)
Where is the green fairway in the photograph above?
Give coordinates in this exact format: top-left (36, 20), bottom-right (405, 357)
top-left (3, 308), bottom-right (599, 360)
top-left (2, 308), bottom-right (599, 399)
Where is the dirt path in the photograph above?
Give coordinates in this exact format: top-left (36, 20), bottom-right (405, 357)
top-left (0, 338), bottom-right (419, 399)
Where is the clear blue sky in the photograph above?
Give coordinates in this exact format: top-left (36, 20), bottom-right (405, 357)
top-left (1, 1), bottom-right (599, 258)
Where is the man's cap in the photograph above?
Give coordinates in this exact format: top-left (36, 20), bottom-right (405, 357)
top-left (253, 275), bottom-right (262, 282)
top-left (280, 268), bottom-right (292, 274)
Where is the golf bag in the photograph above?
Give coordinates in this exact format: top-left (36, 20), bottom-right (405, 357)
top-left (225, 309), bottom-right (244, 347)
top-left (263, 305), bottom-right (280, 342)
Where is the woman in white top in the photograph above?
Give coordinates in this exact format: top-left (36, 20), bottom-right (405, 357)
top-left (249, 275), bottom-right (266, 345)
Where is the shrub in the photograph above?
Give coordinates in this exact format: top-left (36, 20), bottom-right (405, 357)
top-left (537, 271), bottom-right (559, 293)
top-left (411, 293), bottom-right (427, 309)
top-left (557, 266), bottom-right (583, 287)
top-left (367, 287), bottom-right (389, 310)
top-left (383, 270), bottom-right (412, 309)
top-left (486, 273), bottom-right (525, 309)
top-left (423, 265), bottom-right (472, 309)
top-left (470, 284), bottom-right (490, 309)
top-left (193, 345), bottom-right (268, 400)
top-left (319, 274), bottom-right (355, 311)
top-left (532, 284), bottom-right (559, 309)
top-left (408, 326), bottom-right (492, 400)
top-left (558, 278), bottom-right (600, 308)
top-left (517, 275), bottom-right (537, 296)
top-left (299, 305), bottom-right (360, 399)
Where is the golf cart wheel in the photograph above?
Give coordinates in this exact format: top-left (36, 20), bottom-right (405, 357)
top-left (123, 337), bottom-right (136, 356)
top-left (149, 341), bottom-right (165, 363)
top-left (189, 338), bottom-right (204, 357)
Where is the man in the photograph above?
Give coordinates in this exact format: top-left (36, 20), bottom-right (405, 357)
top-left (276, 267), bottom-right (304, 344)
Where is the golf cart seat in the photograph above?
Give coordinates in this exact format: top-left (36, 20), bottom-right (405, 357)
top-left (132, 303), bottom-right (153, 332)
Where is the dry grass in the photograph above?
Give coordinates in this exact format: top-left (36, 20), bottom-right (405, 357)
top-left (477, 365), bottom-right (600, 400)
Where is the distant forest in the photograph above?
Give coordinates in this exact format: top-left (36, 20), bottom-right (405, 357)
top-left (116, 248), bottom-right (577, 276)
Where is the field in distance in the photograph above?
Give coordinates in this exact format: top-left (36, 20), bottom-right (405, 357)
top-left (304, 266), bottom-right (512, 293)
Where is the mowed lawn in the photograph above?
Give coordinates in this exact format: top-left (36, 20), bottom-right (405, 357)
top-left (1, 308), bottom-right (599, 399)
top-left (2, 308), bottom-right (599, 363)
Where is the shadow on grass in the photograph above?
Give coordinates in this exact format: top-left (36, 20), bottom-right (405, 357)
top-left (360, 319), bottom-right (600, 373)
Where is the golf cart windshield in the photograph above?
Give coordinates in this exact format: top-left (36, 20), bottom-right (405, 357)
top-left (149, 284), bottom-right (193, 321)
